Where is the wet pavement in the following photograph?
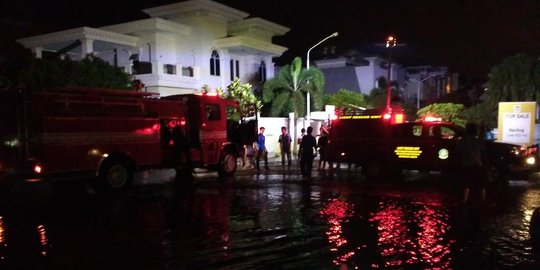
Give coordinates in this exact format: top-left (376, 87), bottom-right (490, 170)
top-left (1, 162), bottom-right (540, 270)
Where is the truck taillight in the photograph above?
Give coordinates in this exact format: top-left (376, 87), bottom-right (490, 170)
top-left (423, 116), bottom-right (442, 122)
top-left (34, 164), bottom-right (43, 174)
top-left (394, 113), bottom-right (404, 124)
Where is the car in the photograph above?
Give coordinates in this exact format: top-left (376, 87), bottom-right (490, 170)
top-left (326, 111), bottom-right (535, 182)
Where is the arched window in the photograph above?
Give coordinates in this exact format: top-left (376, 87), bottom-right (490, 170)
top-left (210, 50), bottom-right (220, 76)
top-left (259, 61), bottom-right (267, 82)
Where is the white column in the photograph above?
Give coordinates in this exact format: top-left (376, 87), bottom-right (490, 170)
top-left (289, 112), bottom-right (297, 154)
top-left (32, 47), bottom-right (43, 58)
top-left (81, 38), bottom-right (94, 58)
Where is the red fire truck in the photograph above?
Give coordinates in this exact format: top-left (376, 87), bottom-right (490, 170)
top-left (0, 87), bottom-right (256, 191)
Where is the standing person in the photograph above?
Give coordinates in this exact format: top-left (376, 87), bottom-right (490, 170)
top-left (299, 126), bottom-right (317, 178)
top-left (278, 126), bottom-right (292, 168)
top-left (255, 127), bottom-right (269, 170)
top-left (243, 143), bottom-right (255, 169)
top-left (298, 128), bottom-right (306, 145)
top-left (297, 128), bottom-right (306, 167)
top-left (458, 122), bottom-right (488, 205)
top-left (317, 126), bottom-right (331, 171)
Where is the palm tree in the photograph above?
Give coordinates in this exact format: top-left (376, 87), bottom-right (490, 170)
top-left (262, 57), bottom-right (325, 117)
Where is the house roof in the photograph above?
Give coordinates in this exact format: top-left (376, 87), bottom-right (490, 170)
top-left (17, 26), bottom-right (139, 53)
top-left (214, 35), bottom-right (288, 56)
top-left (143, 0), bottom-right (249, 22)
top-left (101, 18), bottom-right (191, 36)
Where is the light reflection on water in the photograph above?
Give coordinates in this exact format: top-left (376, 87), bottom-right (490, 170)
top-left (319, 194), bottom-right (454, 269)
top-left (368, 200), bottom-right (453, 269)
top-left (0, 177), bottom-right (540, 269)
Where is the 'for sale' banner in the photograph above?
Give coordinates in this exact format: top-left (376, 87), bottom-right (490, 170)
top-left (498, 102), bottom-right (536, 145)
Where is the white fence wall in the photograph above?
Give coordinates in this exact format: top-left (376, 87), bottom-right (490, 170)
top-left (257, 114), bottom-right (329, 157)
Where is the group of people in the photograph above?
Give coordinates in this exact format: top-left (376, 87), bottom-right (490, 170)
top-left (241, 125), bottom-right (331, 178)
top-left (241, 121), bottom-right (490, 204)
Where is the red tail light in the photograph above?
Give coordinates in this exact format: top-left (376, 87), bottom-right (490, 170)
top-left (34, 164), bottom-right (43, 174)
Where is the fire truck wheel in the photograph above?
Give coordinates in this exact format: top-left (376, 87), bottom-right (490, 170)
top-left (364, 160), bottom-right (386, 179)
top-left (487, 165), bottom-right (509, 187)
top-left (218, 151), bottom-right (237, 177)
top-left (174, 165), bottom-right (193, 184)
top-left (99, 159), bottom-right (133, 191)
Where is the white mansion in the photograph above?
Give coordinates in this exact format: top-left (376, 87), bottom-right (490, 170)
top-left (17, 0), bottom-right (289, 96)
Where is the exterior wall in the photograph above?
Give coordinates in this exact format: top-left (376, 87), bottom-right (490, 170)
top-left (355, 65), bottom-right (376, 94)
top-left (257, 117), bottom-right (288, 158)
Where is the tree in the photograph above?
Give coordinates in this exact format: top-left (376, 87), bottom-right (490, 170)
top-left (470, 54), bottom-right (540, 128)
top-left (221, 78), bottom-right (262, 119)
top-left (487, 54), bottom-right (540, 103)
top-left (324, 88), bottom-right (368, 113)
top-left (417, 103), bottom-right (466, 127)
top-left (367, 86), bottom-right (402, 108)
top-left (262, 57), bottom-right (324, 117)
top-left (11, 54), bottom-right (134, 91)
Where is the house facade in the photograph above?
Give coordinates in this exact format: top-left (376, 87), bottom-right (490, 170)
top-left (17, 0), bottom-right (289, 95)
top-left (314, 56), bottom-right (405, 96)
top-left (314, 56), bottom-right (458, 108)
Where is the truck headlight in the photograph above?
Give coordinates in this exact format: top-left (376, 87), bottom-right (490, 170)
top-left (526, 156), bottom-right (536, 165)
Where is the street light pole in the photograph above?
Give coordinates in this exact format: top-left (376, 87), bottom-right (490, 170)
top-left (306, 32), bottom-right (338, 126)
top-left (385, 35), bottom-right (397, 109)
top-left (416, 75), bottom-right (436, 109)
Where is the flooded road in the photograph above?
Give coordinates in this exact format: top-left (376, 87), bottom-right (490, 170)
top-left (1, 167), bottom-right (540, 269)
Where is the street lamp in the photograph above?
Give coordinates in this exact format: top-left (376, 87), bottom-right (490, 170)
top-left (385, 35), bottom-right (397, 109)
top-left (416, 75), bottom-right (436, 109)
top-left (306, 32), bottom-right (338, 126)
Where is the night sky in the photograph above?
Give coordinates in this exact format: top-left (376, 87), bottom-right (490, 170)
top-left (2, 0), bottom-right (540, 81)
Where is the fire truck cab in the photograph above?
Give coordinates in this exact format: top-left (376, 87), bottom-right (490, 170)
top-left (0, 88), bottom-right (256, 192)
top-left (327, 109), bottom-right (535, 181)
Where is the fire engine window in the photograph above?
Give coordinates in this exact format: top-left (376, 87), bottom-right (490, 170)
top-left (430, 126), bottom-right (456, 139)
top-left (440, 126), bottom-right (456, 139)
top-left (392, 124), bottom-right (422, 139)
top-left (429, 126), bottom-right (442, 139)
top-left (412, 125), bottom-right (423, 137)
top-left (206, 104), bottom-right (221, 121)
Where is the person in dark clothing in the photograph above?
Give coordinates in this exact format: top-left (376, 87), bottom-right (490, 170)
top-left (297, 128), bottom-right (306, 162)
top-left (317, 126), bottom-right (331, 171)
top-left (299, 126), bottom-right (317, 177)
top-left (278, 126), bottom-right (292, 168)
top-left (171, 124), bottom-right (192, 172)
top-left (457, 122), bottom-right (488, 204)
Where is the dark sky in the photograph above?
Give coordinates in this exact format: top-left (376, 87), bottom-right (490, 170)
top-left (2, 0), bottom-right (540, 81)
